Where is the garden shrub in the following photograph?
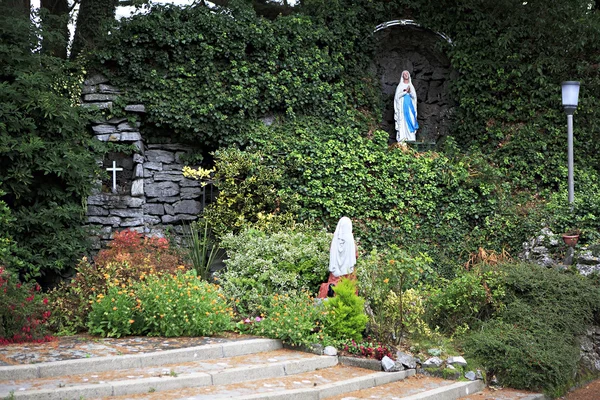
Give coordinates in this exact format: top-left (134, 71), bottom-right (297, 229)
top-left (217, 225), bottom-right (330, 315)
top-left (425, 263), bottom-right (506, 335)
top-left (323, 278), bottom-right (368, 342)
top-left (249, 291), bottom-right (323, 347)
top-left (464, 262), bottom-right (600, 395)
top-left (49, 230), bottom-right (187, 334)
top-left (0, 6), bottom-right (98, 279)
top-left (0, 266), bottom-right (53, 344)
top-left (87, 271), bottom-right (232, 338)
top-left (357, 245), bottom-right (434, 343)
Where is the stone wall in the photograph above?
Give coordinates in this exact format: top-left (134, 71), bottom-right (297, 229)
top-left (82, 74), bottom-right (208, 248)
top-left (520, 228), bottom-right (600, 276)
top-left (373, 25), bottom-right (457, 144)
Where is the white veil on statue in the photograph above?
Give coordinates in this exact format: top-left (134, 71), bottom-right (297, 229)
top-left (329, 217), bottom-right (357, 277)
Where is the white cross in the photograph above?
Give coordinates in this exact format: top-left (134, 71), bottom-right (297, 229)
top-left (106, 161), bottom-right (123, 194)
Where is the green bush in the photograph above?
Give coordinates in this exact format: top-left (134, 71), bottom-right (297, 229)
top-left (425, 264), bottom-right (506, 335)
top-left (0, 6), bottom-right (98, 279)
top-left (217, 225), bottom-right (330, 315)
top-left (87, 271), bottom-right (232, 338)
top-left (464, 262), bottom-right (600, 395)
top-left (323, 278), bottom-right (368, 342)
top-left (249, 291), bottom-right (323, 346)
top-left (357, 245), bottom-right (434, 343)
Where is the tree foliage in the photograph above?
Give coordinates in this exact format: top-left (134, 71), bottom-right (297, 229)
top-left (0, 6), bottom-right (98, 279)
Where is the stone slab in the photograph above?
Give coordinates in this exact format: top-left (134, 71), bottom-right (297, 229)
top-left (317, 375), bottom-right (377, 398)
top-left (283, 356), bottom-right (337, 375)
top-left (221, 338), bottom-right (282, 357)
top-left (111, 373), bottom-right (212, 396)
top-left (338, 356), bottom-right (382, 371)
top-left (400, 380), bottom-right (485, 400)
top-left (210, 363), bottom-right (284, 386)
top-left (10, 384), bottom-right (114, 400)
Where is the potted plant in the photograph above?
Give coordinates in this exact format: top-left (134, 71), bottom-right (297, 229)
top-left (562, 228), bottom-right (581, 247)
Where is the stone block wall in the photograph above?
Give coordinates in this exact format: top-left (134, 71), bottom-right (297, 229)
top-left (82, 74), bottom-right (208, 248)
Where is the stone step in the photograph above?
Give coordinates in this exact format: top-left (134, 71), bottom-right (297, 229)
top-left (325, 374), bottom-right (485, 400)
top-left (0, 338), bottom-right (281, 381)
top-left (103, 364), bottom-right (414, 400)
top-left (0, 337), bottom-right (492, 400)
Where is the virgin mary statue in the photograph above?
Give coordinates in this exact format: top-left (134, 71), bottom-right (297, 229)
top-left (394, 70), bottom-right (419, 142)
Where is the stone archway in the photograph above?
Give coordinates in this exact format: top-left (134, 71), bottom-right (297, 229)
top-left (373, 20), bottom-right (456, 144)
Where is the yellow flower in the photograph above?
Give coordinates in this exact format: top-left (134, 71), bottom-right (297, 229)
top-left (383, 278), bottom-right (390, 284)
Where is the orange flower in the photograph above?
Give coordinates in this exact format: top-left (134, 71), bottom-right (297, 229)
top-left (383, 278), bottom-right (390, 283)
top-left (129, 319), bottom-right (135, 324)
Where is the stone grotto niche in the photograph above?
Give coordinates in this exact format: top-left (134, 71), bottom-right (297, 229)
top-left (373, 22), bottom-right (457, 144)
top-left (102, 152), bottom-right (134, 194)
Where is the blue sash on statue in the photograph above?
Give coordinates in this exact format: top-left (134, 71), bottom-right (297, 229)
top-left (403, 95), bottom-right (419, 133)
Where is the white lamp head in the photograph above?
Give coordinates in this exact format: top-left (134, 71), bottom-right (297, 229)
top-left (561, 81), bottom-right (580, 114)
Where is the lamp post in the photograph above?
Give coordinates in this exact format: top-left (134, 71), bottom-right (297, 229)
top-left (561, 81), bottom-right (580, 204)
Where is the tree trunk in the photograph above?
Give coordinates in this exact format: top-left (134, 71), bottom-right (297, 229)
top-left (40, 0), bottom-right (70, 58)
top-left (70, 0), bottom-right (119, 59)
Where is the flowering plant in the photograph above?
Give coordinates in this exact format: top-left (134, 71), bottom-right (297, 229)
top-left (342, 338), bottom-right (393, 360)
top-left (50, 230), bottom-right (188, 334)
top-left (87, 271), bottom-right (233, 337)
top-left (0, 266), bottom-right (53, 344)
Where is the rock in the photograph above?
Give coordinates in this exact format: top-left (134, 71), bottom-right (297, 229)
top-left (447, 364), bottom-right (455, 370)
top-left (84, 74), bottom-right (109, 86)
top-left (81, 85), bottom-right (97, 95)
top-left (117, 122), bottom-right (138, 132)
top-left (146, 150), bottom-right (175, 164)
top-left (396, 351), bottom-right (417, 369)
top-left (88, 194), bottom-right (144, 208)
top-left (381, 356), bottom-right (396, 372)
top-left (323, 346), bottom-right (337, 356)
top-left (161, 215), bottom-right (180, 223)
top-left (154, 171), bottom-right (185, 182)
top-left (97, 133), bottom-right (121, 142)
top-left (447, 356), bottom-right (467, 367)
top-left (109, 209), bottom-right (143, 218)
top-left (92, 124), bottom-right (117, 135)
top-left (124, 104), bottom-right (146, 113)
top-left (120, 218), bottom-right (144, 228)
top-left (144, 204), bottom-right (164, 216)
top-left (180, 178), bottom-right (202, 187)
top-left (423, 357), bottom-right (443, 368)
top-left (120, 132), bottom-right (142, 142)
top-left (465, 371), bottom-right (477, 381)
top-left (578, 251), bottom-right (600, 265)
top-left (133, 164), bottom-right (144, 179)
top-left (131, 180), bottom-right (144, 197)
top-left (84, 94), bottom-right (118, 102)
top-left (81, 102), bottom-right (113, 110)
top-left (428, 348), bottom-right (442, 357)
top-left (133, 154), bottom-right (145, 163)
top-left (145, 182), bottom-right (180, 198)
top-left (144, 162), bottom-right (163, 172)
top-left (180, 187), bottom-right (203, 200)
top-left (174, 200), bottom-right (201, 215)
top-left (98, 84), bottom-right (121, 94)
top-left (87, 216), bottom-right (121, 226)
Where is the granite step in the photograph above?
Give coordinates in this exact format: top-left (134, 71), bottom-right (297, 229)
top-left (100, 364), bottom-right (415, 400)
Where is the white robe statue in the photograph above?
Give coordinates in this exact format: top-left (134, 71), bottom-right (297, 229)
top-left (329, 217), bottom-right (357, 277)
top-left (394, 70), bottom-right (419, 142)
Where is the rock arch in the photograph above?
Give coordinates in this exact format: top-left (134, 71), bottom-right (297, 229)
top-left (372, 20), bottom-right (457, 144)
